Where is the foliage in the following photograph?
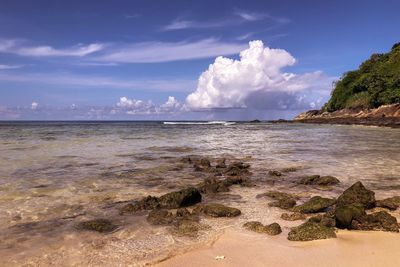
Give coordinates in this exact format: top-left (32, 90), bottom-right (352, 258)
top-left (324, 43), bottom-right (400, 112)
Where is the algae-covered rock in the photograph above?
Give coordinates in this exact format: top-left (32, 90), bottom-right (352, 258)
top-left (281, 212), bottom-right (307, 221)
top-left (215, 158), bottom-right (227, 168)
top-left (351, 211), bottom-right (399, 232)
top-left (287, 221), bottom-right (336, 241)
top-left (292, 196), bottom-right (336, 213)
top-left (76, 219), bottom-right (118, 233)
top-left (376, 196), bottom-right (400, 210)
top-left (224, 161), bottom-right (250, 176)
top-left (261, 191), bottom-right (299, 200)
top-left (120, 196), bottom-right (160, 214)
top-left (299, 175), bottom-right (340, 186)
top-left (194, 203), bottom-right (241, 217)
top-left (172, 220), bottom-right (210, 237)
top-left (243, 221), bottom-right (282, 235)
top-left (147, 209), bottom-right (175, 225)
top-left (198, 177), bottom-right (229, 194)
top-left (308, 214), bottom-right (336, 228)
top-left (335, 204), bottom-right (366, 229)
top-left (337, 181), bottom-right (375, 209)
top-left (268, 170), bottom-right (282, 177)
top-left (158, 187), bottom-right (202, 209)
top-left (269, 198), bottom-right (297, 209)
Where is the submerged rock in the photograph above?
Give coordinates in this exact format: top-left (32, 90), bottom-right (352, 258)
top-left (288, 221), bottom-right (336, 241)
top-left (198, 177), bottom-right (229, 194)
top-left (299, 175), bottom-right (340, 186)
top-left (376, 196), bottom-right (400, 210)
top-left (337, 181), bottom-right (375, 209)
top-left (172, 220), bottom-right (210, 237)
top-left (76, 219), bottom-right (118, 233)
top-left (335, 204), bottom-right (366, 229)
top-left (224, 161), bottom-right (250, 176)
top-left (194, 203), bottom-right (241, 217)
top-left (215, 158), bottom-right (227, 168)
top-left (120, 187), bottom-right (202, 214)
top-left (258, 191), bottom-right (299, 201)
top-left (281, 212), bottom-right (307, 221)
top-left (243, 221), bottom-right (282, 235)
top-left (147, 209), bottom-right (175, 225)
top-left (351, 211), bottom-right (399, 232)
top-left (269, 198), bottom-right (297, 209)
top-left (158, 187), bottom-right (202, 209)
top-left (268, 170), bottom-right (282, 177)
top-left (292, 196), bottom-right (336, 213)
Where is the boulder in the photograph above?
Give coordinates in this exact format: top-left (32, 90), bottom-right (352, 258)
top-left (299, 175), bottom-right (340, 186)
top-left (281, 212), bottom-right (307, 221)
top-left (288, 221), bottom-right (336, 241)
top-left (336, 181), bottom-right (375, 209)
top-left (351, 211), bottom-right (399, 232)
top-left (376, 196), bottom-right (400, 210)
top-left (194, 203), bottom-right (241, 217)
top-left (243, 221), bottom-right (282, 235)
top-left (335, 204), bottom-right (366, 229)
top-left (158, 187), bottom-right (202, 209)
top-left (76, 219), bottom-right (118, 233)
top-left (292, 196), bottom-right (336, 213)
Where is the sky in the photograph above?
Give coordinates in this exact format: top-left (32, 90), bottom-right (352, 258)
top-left (0, 0), bottom-right (399, 120)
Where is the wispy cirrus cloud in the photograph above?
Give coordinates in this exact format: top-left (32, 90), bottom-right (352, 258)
top-left (0, 64), bottom-right (23, 70)
top-left (0, 39), bottom-right (104, 57)
top-left (0, 71), bottom-right (196, 92)
top-left (162, 9), bottom-right (289, 31)
top-left (94, 38), bottom-right (246, 63)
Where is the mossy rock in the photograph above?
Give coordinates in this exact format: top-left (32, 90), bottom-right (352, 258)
top-left (376, 196), bottom-right (400, 210)
top-left (262, 191), bottom-right (299, 200)
top-left (243, 221), bottom-right (282, 235)
top-left (76, 219), bottom-right (118, 233)
top-left (147, 209), bottom-right (175, 225)
top-left (281, 212), bottom-right (307, 221)
top-left (299, 175), bottom-right (340, 186)
top-left (335, 204), bottom-right (366, 229)
top-left (288, 221), bottom-right (336, 241)
top-left (158, 187), bottom-right (202, 209)
top-left (337, 181), bottom-right (375, 209)
top-left (351, 211), bottom-right (399, 232)
top-left (269, 198), bottom-right (297, 209)
top-left (194, 203), bottom-right (241, 217)
top-left (292, 196), bottom-right (336, 213)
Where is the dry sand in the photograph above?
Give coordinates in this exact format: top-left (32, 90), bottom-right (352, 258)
top-left (155, 229), bottom-right (400, 267)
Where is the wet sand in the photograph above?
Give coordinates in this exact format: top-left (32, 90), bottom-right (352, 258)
top-left (156, 229), bottom-right (400, 267)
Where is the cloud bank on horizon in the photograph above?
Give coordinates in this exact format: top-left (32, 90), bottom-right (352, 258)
top-left (0, 40), bottom-right (334, 120)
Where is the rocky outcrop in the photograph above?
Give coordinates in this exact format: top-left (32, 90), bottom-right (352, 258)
top-left (294, 104), bottom-right (400, 128)
top-left (243, 221), bottom-right (282, 235)
top-left (376, 196), bottom-right (400, 210)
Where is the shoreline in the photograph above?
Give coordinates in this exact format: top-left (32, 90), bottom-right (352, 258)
top-left (155, 228), bottom-right (400, 267)
top-left (270, 117), bottom-right (400, 128)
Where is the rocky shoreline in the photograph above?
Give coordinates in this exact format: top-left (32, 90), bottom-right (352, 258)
top-left (291, 103), bottom-right (400, 128)
top-left (76, 157), bottom-right (399, 243)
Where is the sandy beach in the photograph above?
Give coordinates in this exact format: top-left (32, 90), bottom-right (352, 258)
top-left (156, 229), bottom-right (400, 267)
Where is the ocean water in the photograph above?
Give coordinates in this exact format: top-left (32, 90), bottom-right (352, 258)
top-left (0, 121), bottom-right (399, 266)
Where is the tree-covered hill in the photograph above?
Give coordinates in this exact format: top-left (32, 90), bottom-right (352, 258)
top-left (324, 43), bottom-right (400, 112)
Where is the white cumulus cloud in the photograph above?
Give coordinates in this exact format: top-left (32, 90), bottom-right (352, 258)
top-left (31, 102), bottom-right (39, 110)
top-left (186, 40), bottom-right (334, 111)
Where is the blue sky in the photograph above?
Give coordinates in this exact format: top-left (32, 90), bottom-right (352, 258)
top-left (0, 0), bottom-right (399, 120)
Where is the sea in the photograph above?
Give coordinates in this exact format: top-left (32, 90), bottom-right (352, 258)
top-left (0, 121), bottom-right (399, 266)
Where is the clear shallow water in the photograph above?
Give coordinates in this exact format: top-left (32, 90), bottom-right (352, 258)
top-left (0, 121), bottom-right (399, 266)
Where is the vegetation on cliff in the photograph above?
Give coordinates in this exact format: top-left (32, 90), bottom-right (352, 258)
top-left (324, 42), bottom-right (400, 112)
